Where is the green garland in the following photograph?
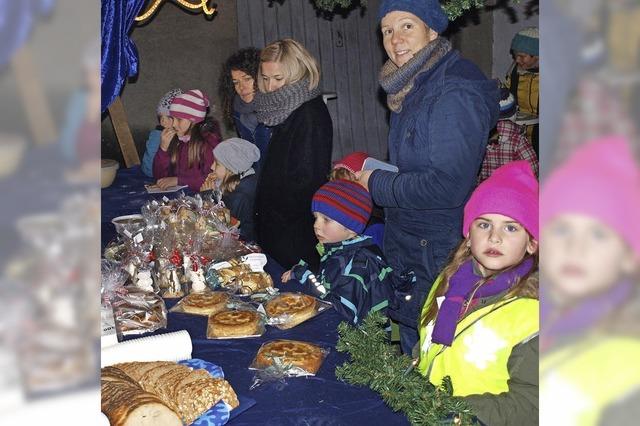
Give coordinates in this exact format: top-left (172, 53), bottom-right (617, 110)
top-left (312, 0), bottom-right (368, 12)
top-left (310, 0), bottom-right (507, 20)
top-left (335, 312), bottom-right (478, 425)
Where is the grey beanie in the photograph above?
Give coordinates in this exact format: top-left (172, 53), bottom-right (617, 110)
top-left (213, 138), bottom-right (261, 175)
top-left (157, 88), bottom-right (183, 116)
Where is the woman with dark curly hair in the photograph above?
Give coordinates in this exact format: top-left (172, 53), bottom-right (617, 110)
top-left (218, 47), bottom-right (271, 173)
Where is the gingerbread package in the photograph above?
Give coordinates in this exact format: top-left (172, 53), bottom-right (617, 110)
top-left (260, 292), bottom-right (332, 330)
top-left (249, 339), bottom-right (329, 388)
top-left (169, 289), bottom-right (239, 317)
top-left (206, 306), bottom-right (266, 339)
top-left (111, 287), bottom-right (168, 337)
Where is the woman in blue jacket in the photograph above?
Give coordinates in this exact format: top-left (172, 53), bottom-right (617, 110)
top-left (358, 0), bottom-right (500, 354)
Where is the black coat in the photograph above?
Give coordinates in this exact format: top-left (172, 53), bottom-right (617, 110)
top-left (222, 173), bottom-right (258, 242)
top-left (255, 95), bottom-right (333, 271)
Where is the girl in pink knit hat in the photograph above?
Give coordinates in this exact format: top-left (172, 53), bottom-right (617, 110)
top-left (152, 89), bottom-right (222, 192)
top-left (539, 137), bottom-right (640, 425)
top-left (416, 160), bottom-right (539, 425)
top-left (540, 137), bottom-right (640, 318)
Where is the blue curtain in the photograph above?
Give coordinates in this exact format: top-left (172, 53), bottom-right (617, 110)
top-left (101, 0), bottom-right (146, 112)
top-left (0, 0), bottom-right (55, 70)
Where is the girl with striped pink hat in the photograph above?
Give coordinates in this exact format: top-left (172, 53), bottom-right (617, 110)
top-left (152, 89), bottom-right (222, 191)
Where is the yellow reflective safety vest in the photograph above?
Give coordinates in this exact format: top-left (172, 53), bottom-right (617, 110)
top-left (417, 275), bottom-right (539, 396)
top-left (540, 336), bottom-right (640, 425)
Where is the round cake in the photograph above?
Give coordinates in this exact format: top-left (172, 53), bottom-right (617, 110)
top-left (180, 291), bottom-right (229, 315)
top-left (207, 310), bottom-right (261, 337)
top-left (255, 339), bottom-right (324, 374)
top-left (264, 293), bottom-right (317, 329)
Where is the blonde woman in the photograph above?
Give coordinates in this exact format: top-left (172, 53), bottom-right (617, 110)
top-left (253, 39), bottom-right (333, 271)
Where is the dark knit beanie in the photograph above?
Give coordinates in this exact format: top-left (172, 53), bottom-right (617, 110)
top-left (311, 179), bottom-right (373, 234)
top-left (378, 0), bottom-right (449, 34)
top-left (511, 27), bottom-right (539, 56)
top-left (498, 87), bottom-right (517, 120)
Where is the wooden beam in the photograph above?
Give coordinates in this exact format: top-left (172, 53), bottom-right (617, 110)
top-left (108, 96), bottom-right (140, 167)
top-left (11, 46), bottom-right (58, 145)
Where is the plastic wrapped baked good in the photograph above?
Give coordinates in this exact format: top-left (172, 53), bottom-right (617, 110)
top-left (251, 339), bottom-right (328, 375)
top-left (263, 292), bottom-right (322, 329)
top-left (170, 291), bottom-right (230, 316)
top-left (238, 272), bottom-right (273, 295)
top-left (112, 287), bottom-right (167, 336)
top-left (207, 309), bottom-right (265, 339)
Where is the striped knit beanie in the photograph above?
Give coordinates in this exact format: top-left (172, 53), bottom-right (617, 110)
top-left (169, 89), bottom-right (210, 123)
top-left (157, 88), bottom-right (183, 116)
top-left (312, 179), bottom-right (373, 234)
top-left (511, 27), bottom-right (539, 56)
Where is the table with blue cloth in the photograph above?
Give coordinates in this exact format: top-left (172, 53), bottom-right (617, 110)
top-left (103, 166), bottom-right (409, 426)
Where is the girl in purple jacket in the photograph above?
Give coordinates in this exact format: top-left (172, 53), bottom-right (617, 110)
top-left (152, 89), bottom-right (221, 191)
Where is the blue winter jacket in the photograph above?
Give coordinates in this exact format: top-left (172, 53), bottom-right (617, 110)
top-left (141, 128), bottom-right (161, 177)
top-left (290, 235), bottom-right (395, 325)
top-left (369, 49), bottom-right (499, 329)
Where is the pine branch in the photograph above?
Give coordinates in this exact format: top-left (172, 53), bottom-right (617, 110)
top-left (335, 312), bottom-right (478, 425)
top-left (308, 0), bottom-right (513, 21)
top-left (312, 0), bottom-right (367, 12)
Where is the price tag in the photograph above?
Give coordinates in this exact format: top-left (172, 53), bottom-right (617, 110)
top-left (211, 261), bottom-right (232, 270)
top-left (133, 233), bottom-right (143, 244)
top-left (241, 253), bottom-right (267, 272)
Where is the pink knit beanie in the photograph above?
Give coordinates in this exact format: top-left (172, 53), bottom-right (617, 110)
top-left (540, 136), bottom-right (640, 256)
top-left (169, 89), bottom-right (210, 123)
top-left (463, 160), bottom-right (539, 240)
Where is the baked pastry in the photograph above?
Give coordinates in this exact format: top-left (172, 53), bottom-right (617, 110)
top-left (215, 263), bottom-right (251, 287)
top-left (113, 289), bottom-right (167, 335)
top-left (238, 272), bottom-right (273, 294)
top-left (200, 172), bottom-right (217, 192)
top-left (216, 207), bottom-right (231, 224)
top-left (179, 291), bottom-right (229, 315)
top-left (101, 365), bottom-right (182, 426)
top-left (264, 293), bottom-right (317, 329)
top-left (175, 377), bottom-right (239, 424)
top-left (255, 339), bottom-right (325, 374)
top-left (207, 310), bottom-right (261, 337)
top-left (176, 206), bottom-right (197, 222)
top-left (108, 361), bottom-right (239, 425)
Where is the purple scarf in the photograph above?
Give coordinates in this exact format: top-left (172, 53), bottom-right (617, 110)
top-left (431, 257), bottom-right (534, 346)
top-left (540, 279), bottom-right (633, 351)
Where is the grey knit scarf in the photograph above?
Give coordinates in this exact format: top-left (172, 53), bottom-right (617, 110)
top-left (254, 79), bottom-right (320, 126)
top-left (233, 95), bottom-right (259, 133)
top-left (379, 37), bottom-right (452, 112)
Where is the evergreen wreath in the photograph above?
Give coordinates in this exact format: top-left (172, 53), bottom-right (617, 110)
top-left (335, 312), bottom-right (480, 425)
top-left (310, 0), bottom-right (506, 20)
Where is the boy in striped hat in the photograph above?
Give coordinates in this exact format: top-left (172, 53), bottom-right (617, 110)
top-left (281, 179), bottom-right (395, 325)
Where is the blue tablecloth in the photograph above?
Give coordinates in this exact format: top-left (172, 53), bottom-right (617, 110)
top-left (103, 166), bottom-right (410, 425)
top-left (101, 165), bottom-right (182, 246)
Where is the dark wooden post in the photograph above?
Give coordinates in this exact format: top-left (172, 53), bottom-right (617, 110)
top-left (107, 96), bottom-right (140, 167)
